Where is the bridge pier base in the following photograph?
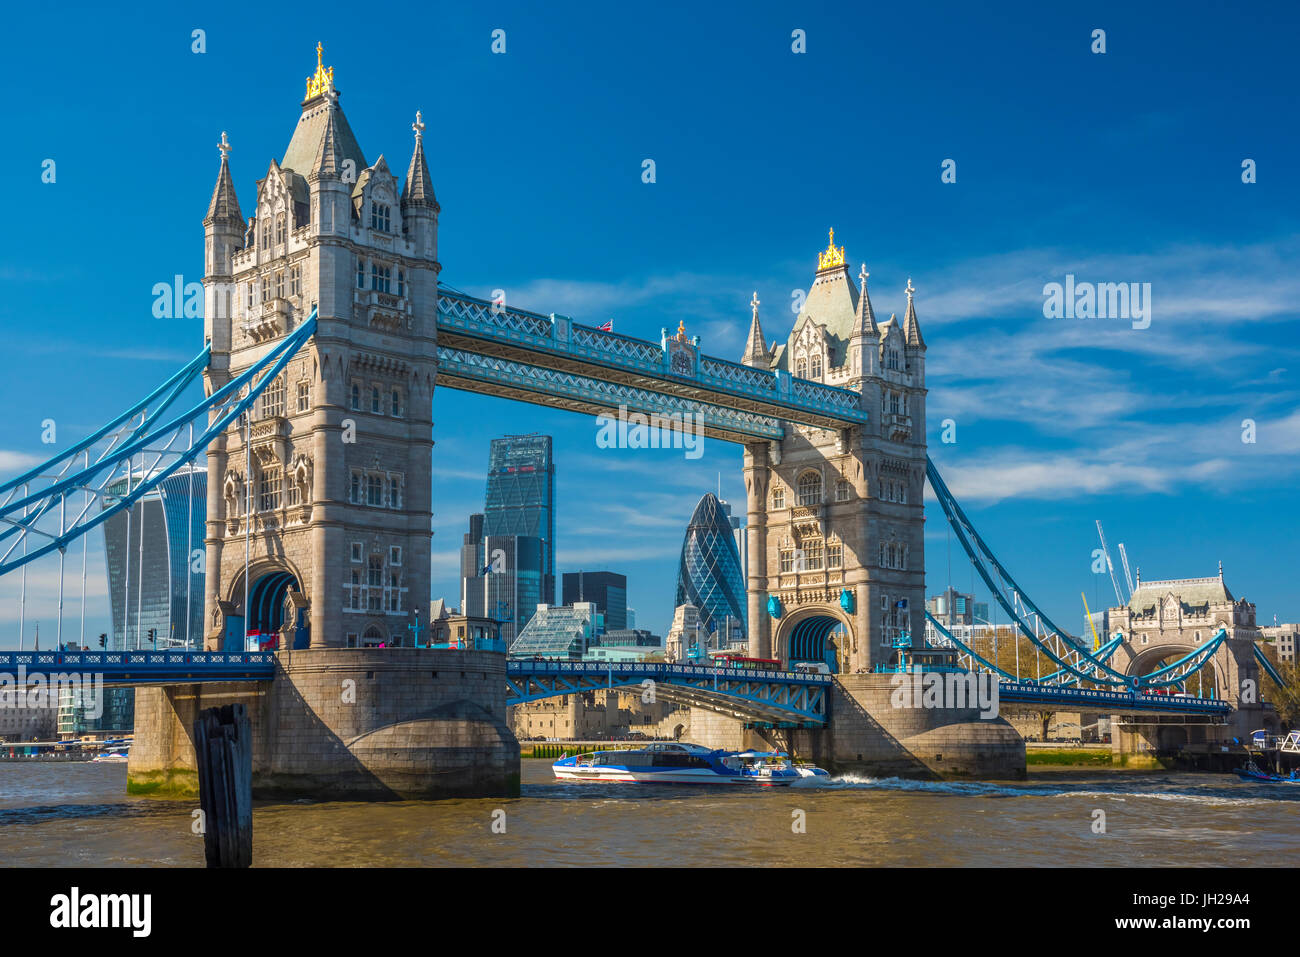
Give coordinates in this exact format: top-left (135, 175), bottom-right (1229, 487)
top-left (677, 675), bottom-right (1025, 778)
top-left (128, 649), bottom-right (520, 800)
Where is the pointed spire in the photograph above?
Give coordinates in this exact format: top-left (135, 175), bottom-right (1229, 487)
top-left (852, 262), bottom-right (878, 339)
top-left (741, 291), bottom-right (770, 367)
top-left (402, 110), bottom-right (438, 208)
top-left (311, 103), bottom-right (345, 180)
top-left (902, 277), bottom-right (926, 349)
top-left (205, 132), bottom-right (243, 226)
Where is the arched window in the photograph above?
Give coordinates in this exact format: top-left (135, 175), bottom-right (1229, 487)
top-left (371, 387), bottom-right (381, 414)
top-left (835, 479), bottom-right (850, 502)
top-left (275, 214), bottom-right (286, 245)
top-left (811, 355), bottom-right (822, 377)
top-left (797, 471), bottom-right (822, 506)
top-left (795, 356), bottom-right (807, 378)
top-left (350, 383), bottom-right (360, 411)
top-left (771, 487), bottom-right (785, 509)
top-left (362, 625), bottom-right (384, 647)
top-left (391, 389), bottom-right (401, 417)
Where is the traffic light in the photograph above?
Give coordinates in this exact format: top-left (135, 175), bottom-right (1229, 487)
top-left (98, 633), bottom-right (107, 648)
top-left (147, 628), bottom-right (157, 645)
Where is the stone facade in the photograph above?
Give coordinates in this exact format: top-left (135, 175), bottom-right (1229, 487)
top-left (128, 649), bottom-right (519, 799)
top-left (202, 48), bottom-right (437, 651)
top-left (742, 235), bottom-right (927, 673)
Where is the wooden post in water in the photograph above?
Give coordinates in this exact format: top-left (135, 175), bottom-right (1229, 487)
top-left (194, 703), bottom-right (252, 868)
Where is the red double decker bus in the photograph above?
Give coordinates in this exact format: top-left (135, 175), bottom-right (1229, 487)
top-left (709, 652), bottom-right (783, 670)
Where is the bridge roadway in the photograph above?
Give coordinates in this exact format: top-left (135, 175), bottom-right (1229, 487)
top-left (1, 652), bottom-right (1232, 724)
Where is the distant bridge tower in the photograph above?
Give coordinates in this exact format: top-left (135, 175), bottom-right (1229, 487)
top-left (201, 46), bottom-right (439, 650)
top-left (742, 232), bottom-right (928, 673)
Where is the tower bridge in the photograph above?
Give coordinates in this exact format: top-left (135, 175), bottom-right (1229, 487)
top-left (0, 46), bottom-right (1278, 796)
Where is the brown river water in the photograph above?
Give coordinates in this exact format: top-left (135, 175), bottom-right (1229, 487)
top-left (2, 760), bottom-right (1298, 867)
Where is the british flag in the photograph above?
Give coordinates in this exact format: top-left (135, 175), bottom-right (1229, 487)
top-left (597, 319), bottom-right (614, 332)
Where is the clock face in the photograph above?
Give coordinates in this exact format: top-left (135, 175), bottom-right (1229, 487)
top-left (671, 350), bottom-right (691, 375)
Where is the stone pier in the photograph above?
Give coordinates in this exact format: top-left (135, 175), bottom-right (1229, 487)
top-left (128, 648), bottom-right (519, 800)
top-left (670, 675), bottom-right (1026, 779)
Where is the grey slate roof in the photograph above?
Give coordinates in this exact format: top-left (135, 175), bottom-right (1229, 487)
top-left (205, 154), bottom-right (242, 225)
top-left (281, 93), bottom-right (367, 180)
top-left (402, 135), bottom-right (437, 208)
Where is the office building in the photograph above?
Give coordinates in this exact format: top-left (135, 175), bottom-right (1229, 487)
top-left (561, 571), bottom-right (627, 631)
top-left (674, 493), bottom-right (746, 647)
top-left (483, 434), bottom-right (555, 606)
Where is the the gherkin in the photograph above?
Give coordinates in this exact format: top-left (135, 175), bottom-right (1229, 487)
top-left (674, 493), bottom-right (746, 639)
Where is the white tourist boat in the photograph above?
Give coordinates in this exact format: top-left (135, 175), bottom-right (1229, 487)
top-left (553, 742), bottom-right (828, 786)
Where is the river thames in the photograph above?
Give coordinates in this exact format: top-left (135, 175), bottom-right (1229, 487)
top-left (4, 760), bottom-right (1299, 867)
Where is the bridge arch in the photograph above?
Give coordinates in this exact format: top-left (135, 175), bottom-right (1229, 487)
top-left (223, 560), bottom-right (308, 650)
top-left (775, 605), bottom-right (852, 673)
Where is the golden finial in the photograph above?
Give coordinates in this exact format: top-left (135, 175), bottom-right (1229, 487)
top-left (676, 319), bottom-right (687, 341)
top-left (817, 228), bottom-right (846, 272)
top-left (306, 41), bottom-right (336, 100)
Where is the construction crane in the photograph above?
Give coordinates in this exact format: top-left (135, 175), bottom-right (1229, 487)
top-left (1095, 521), bottom-right (1125, 608)
top-left (1117, 543), bottom-right (1135, 600)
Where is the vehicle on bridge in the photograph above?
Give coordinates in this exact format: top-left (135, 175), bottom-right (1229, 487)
top-left (552, 742), bottom-right (827, 786)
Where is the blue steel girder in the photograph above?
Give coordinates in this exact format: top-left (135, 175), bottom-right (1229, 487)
top-left (997, 680), bottom-right (1231, 718)
top-left (436, 290), bottom-right (868, 440)
top-left (0, 650), bottom-right (276, 686)
top-left (436, 346), bottom-right (783, 442)
top-left (505, 661), bottom-right (829, 724)
top-left (0, 312), bottom-right (317, 576)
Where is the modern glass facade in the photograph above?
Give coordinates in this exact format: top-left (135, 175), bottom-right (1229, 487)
top-left (466, 534), bottom-right (543, 646)
top-left (508, 602), bottom-right (597, 659)
top-left (104, 467), bottom-right (206, 651)
top-left (561, 571), bottom-right (627, 631)
top-left (674, 493), bottom-right (747, 645)
top-left (88, 466), bottom-right (206, 734)
top-left (483, 435), bottom-right (555, 605)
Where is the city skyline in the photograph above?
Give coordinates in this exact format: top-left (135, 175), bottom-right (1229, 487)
top-left (2, 3), bottom-right (1298, 648)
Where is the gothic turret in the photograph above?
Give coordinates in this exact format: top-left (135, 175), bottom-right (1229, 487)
top-left (741, 291), bottom-right (770, 368)
top-left (203, 132), bottom-right (244, 354)
top-left (847, 262), bottom-right (879, 383)
top-left (401, 111), bottom-right (439, 262)
top-left (902, 278), bottom-right (926, 350)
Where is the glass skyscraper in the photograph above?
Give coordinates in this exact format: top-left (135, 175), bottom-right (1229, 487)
top-left (562, 571), bottom-right (627, 631)
top-left (675, 492), bottom-right (747, 645)
top-left (482, 435), bottom-right (555, 606)
top-left (72, 465), bottom-right (207, 734)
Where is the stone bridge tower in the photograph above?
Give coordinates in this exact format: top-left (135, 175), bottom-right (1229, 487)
top-left (201, 46), bottom-right (439, 650)
top-left (742, 231), bottom-right (927, 673)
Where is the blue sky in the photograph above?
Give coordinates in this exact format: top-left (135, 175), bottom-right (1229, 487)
top-left (1, 0), bottom-right (1298, 649)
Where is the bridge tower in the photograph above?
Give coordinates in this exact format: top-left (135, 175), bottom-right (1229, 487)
top-left (201, 46), bottom-right (439, 650)
top-left (742, 231), bottom-right (927, 673)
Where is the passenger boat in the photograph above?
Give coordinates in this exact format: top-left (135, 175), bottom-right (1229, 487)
top-left (552, 742), bottom-right (827, 786)
top-left (91, 752), bottom-right (129, 763)
top-left (1234, 761), bottom-right (1300, 784)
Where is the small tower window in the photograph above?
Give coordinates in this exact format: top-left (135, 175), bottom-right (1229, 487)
top-left (391, 388), bottom-right (402, 417)
top-left (371, 386), bottom-right (381, 414)
top-left (811, 355), bottom-right (822, 377)
top-left (835, 479), bottom-right (851, 502)
top-left (389, 476), bottom-right (402, 508)
top-left (370, 264), bottom-right (392, 293)
top-left (275, 271), bottom-right (284, 300)
top-left (397, 270), bottom-right (406, 298)
top-left (771, 487), bottom-right (785, 510)
top-left (370, 203), bottom-right (391, 233)
top-left (290, 265), bottom-right (301, 297)
top-left (296, 381), bottom-right (309, 413)
top-left (795, 357), bottom-right (807, 378)
top-left (275, 214), bottom-right (286, 245)
top-left (350, 383), bottom-right (361, 411)
top-left (357, 259), bottom-right (366, 289)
